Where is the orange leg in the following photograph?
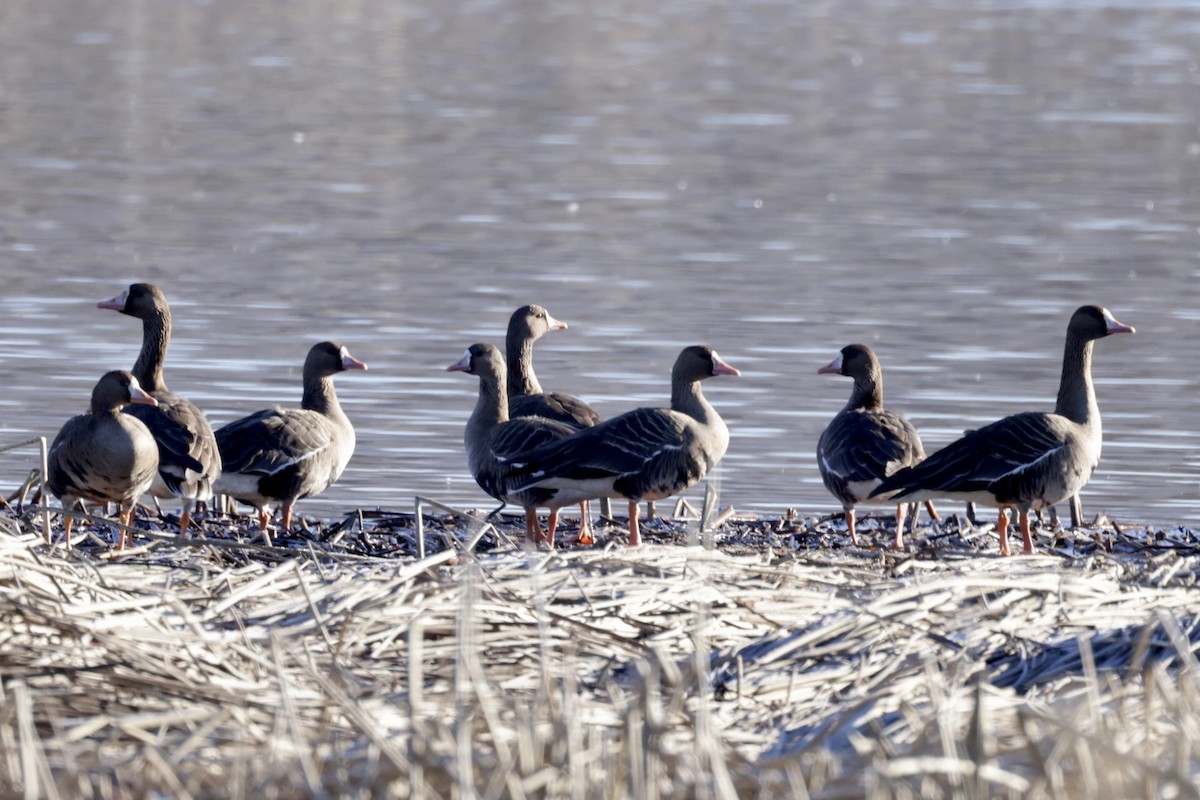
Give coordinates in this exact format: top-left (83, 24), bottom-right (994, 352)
top-left (257, 508), bottom-right (270, 531)
top-left (574, 501), bottom-right (594, 545)
top-left (997, 509), bottom-right (1011, 556)
top-left (892, 504), bottom-right (907, 551)
top-left (118, 507), bottom-right (133, 550)
top-left (281, 505), bottom-right (294, 532)
top-left (63, 512), bottom-right (74, 551)
top-left (1019, 509), bottom-right (1035, 555)
top-left (924, 500), bottom-right (940, 522)
top-left (524, 508), bottom-right (546, 544)
top-left (628, 500), bottom-right (641, 547)
top-left (846, 507), bottom-right (858, 546)
top-left (179, 506), bottom-right (191, 537)
top-left (520, 510), bottom-right (549, 546)
top-left (545, 509), bottom-right (559, 547)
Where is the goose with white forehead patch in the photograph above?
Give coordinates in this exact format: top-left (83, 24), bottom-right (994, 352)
top-left (98, 283), bottom-right (221, 535)
top-left (817, 343), bottom-right (939, 550)
top-left (505, 345), bottom-right (740, 547)
top-left (214, 341), bottom-right (366, 537)
top-left (47, 370), bottom-right (162, 549)
top-left (448, 342), bottom-right (579, 546)
top-left (871, 305), bottom-right (1134, 555)
top-left (504, 304), bottom-right (608, 542)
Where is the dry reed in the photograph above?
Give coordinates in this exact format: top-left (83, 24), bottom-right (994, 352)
top-left (0, 497), bottom-right (1197, 798)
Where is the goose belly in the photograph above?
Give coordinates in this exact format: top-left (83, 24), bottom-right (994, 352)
top-left (841, 478), bottom-right (885, 505)
top-left (214, 472), bottom-right (273, 507)
top-left (515, 477), bottom-right (621, 508)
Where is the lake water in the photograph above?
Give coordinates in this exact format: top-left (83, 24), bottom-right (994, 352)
top-left (1, 0), bottom-right (1198, 528)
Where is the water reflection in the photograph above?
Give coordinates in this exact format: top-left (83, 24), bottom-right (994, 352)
top-left (0, 0), bottom-right (1196, 526)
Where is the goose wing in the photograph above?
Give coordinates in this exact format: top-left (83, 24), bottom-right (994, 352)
top-left (478, 416), bottom-right (576, 500)
top-left (509, 408), bottom-right (689, 487)
top-left (818, 410), bottom-right (923, 490)
top-left (509, 392), bottom-right (602, 429)
top-left (125, 400), bottom-right (206, 493)
top-left (872, 412), bottom-right (1065, 500)
top-left (47, 415), bottom-right (91, 499)
top-left (216, 407), bottom-right (335, 477)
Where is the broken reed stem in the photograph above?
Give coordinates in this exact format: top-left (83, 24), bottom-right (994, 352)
top-left (0, 499), bottom-right (1196, 797)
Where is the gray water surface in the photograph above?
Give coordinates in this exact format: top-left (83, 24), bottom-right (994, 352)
top-left (2, 0), bottom-right (1198, 526)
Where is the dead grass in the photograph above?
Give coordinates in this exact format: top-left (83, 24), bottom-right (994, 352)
top-left (0, 499), bottom-right (1197, 799)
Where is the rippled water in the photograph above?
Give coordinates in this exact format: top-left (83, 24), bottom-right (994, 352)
top-left (1, 0), bottom-right (1198, 526)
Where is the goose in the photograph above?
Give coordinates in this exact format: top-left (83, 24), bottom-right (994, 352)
top-left (506, 345), bottom-right (739, 546)
top-left (98, 283), bottom-right (221, 534)
top-left (817, 344), bottom-right (939, 550)
top-left (214, 341), bottom-right (366, 536)
top-left (47, 371), bottom-right (163, 549)
top-left (505, 304), bottom-right (605, 542)
top-left (448, 342), bottom-right (579, 545)
top-left (506, 304), bottom-right (603, 427)
top-left (870, 305), bottom-right (1134, 555)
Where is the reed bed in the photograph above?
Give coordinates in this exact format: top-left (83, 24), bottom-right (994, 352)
top-left (0, 499), bottom-right (1197, 799)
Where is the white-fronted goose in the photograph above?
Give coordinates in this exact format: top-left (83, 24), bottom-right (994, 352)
top-left (448, 343), bottom-right (578, 545)
top-left (47, 371), bottom-right (162, 549)
top-left (506, 304), bottom-right (603, 428)
top-left (506, 345), bottom-right (740, 546)
top-left (98, 283), bottom-right (221, 534)
top-left (214, 341), bottom-right (366, 535)
top-left (817, 344), bottom-right (939, 550)
top-left (871, 305), bottom-right (1134, 555)
top-left (505, 304), bottom-right (605, 542)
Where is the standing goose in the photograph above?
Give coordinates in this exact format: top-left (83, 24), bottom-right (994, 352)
top-left (506, 304), bottom-right (603, 427)
top-left (47, 371), bottom-right (162, 550)
top-left (214, 341), bottom-right (367, 536)
top-left (870, 305), bottom-right (1134, 555)
top-left (505, 304), bottom-right (605, 542)
top-left (448, 342), bottom-right (578, 545)
top-left (506, 345), bottom-right (740, 546)
top-left (98, 283), bottom-right (221, 534)
top-left (817, 344), bottom-right (939, 550)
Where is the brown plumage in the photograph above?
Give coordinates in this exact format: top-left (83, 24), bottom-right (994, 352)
top-left (449, 343), bottom-right (578, 546)
top-left (504, 304), bottom-right (604, 541)
top-left (47, 371), bottom-right (161, 549)
top-left (506, 345), bottom-right (740, 546)
top-left (505, 304), bottom-right (603, 428)
top-left (871, 305), bottom-right (1134, 555)
top-left (214, 342), bottom-right (366, 535)
top-left (99, 283), bottom-right (221, 534)
top-left (817, 344), bottom-right (938, 550)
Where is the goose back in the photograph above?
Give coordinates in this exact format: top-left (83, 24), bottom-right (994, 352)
top-left (817, 409), bottom-right (926, 505)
